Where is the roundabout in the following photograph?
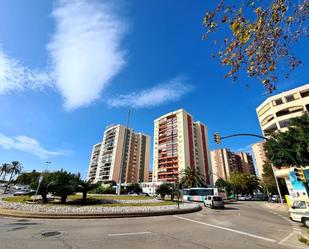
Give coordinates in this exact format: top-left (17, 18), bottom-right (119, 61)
top-left (0, 194), bottom-right (201, 219)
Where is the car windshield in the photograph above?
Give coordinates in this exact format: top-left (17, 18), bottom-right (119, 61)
top-left (293, 201), bottom-right (307, 209)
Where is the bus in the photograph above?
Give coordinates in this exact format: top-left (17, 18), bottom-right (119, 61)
top-left (182, 187), bottom-right (219, 202)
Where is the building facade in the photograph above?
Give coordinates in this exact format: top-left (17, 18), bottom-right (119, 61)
top-left (236, 152), bottom-right (255, 175)
top-left (251, 141), bottom-right (268, 178)
top-left (256, 84), bottom-right (309, 135)
top-left (87, 125), bottom-right (150, 184)
top-left (152, 109), bottom-right (212, 185)
top-left (210, 149), bottom-right (255, 183)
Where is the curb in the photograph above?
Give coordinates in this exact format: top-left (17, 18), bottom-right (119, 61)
top-left (0, 205), bottom-right (202, 219)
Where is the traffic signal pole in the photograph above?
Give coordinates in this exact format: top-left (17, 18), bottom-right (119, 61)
top-left (213, 132), bottom-right (302, 204)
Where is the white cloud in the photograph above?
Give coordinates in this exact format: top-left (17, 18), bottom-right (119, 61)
top-left (107, 76), bottom-right (193, 108)
top-left (0, 50), bottom-right (52, 94)
top-left (47, 0), bottom-right (126, 110)
top-left (0, 133), bottom-right (71, 159)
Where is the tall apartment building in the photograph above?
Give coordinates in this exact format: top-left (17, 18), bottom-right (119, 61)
top-left (251, 141), bottom-right (268, 178)
top-left (87, 125), bottom-right (150, 184)
top-left (256, 84), bottom-right (309, 135)
top-left (236, 152), bottom-right (255, 175)
top-left (152, 109), bottom-right (212, 185)
top-left (210, 149), bottom-right (255, 183)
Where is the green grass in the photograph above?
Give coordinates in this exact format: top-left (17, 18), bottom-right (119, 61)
top-left (88, 201), bottom-right (176, 207)
top-left (2, 196), bottom-right (32, 203)
top-left (2, 195), bottom-right (176, 207)
top-left (69, 194), bottom-right (153, 201)
top-left (298, 236), bottom-right (309, 245)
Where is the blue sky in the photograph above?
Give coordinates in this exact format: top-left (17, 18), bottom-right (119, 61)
top-left (0, 0), bottom-right (308, 178)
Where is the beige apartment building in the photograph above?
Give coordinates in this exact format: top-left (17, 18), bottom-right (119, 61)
top-left (251, 141), bottom-right (268, 178)
top-left (152, 109), bottom-right (212, 185)
top-left (210, 149), bottom-right (255, 183)
top-left (87, 124), bottom-right (150, 184)
top-left (254, 84), bottom-right (309, 179)
top-left (256, 84), bottom-right (309, 135)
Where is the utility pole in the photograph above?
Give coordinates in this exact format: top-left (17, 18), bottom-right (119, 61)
top-left (116, 110), bottom-right (131, 195)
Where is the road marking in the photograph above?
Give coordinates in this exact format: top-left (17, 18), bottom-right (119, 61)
top-left (174, 215), bottom-right (277, 243)
top-left (108, 231), bottom-right (152, 237)
top-left (278, 232), bottom-right (295, 245)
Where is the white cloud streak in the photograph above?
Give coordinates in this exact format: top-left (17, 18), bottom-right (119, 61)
top-left (107, 76), bottom-right (193, 108)
top-left (47, 0), bottom-right (126, 110)
top-left (0, 133), bottom-right (71, 159)
top-left (0, 50), bottom-right (52, 94)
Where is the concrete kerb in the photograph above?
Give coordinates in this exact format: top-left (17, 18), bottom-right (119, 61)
top-left (0, 205), bottom-right (202, 219)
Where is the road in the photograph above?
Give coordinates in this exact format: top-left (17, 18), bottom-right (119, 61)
top-left (0, 201), bottom-right (306, 249)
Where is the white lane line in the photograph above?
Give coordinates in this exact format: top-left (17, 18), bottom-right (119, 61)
top-left (108, 231), bottom-right (152, 237)
top-left (278, 232), bottom-right (295, 245)
top-left (174, 215), bottom-right (277, 243)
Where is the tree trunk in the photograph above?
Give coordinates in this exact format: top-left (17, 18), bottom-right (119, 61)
top-left (82, 191), bottom-right (87, 203)
top-left (4, 172), bottom-right (13, 194)
top-left (60, 195), bottom-right (67, 204)
top-left (41, 193), bottom-right (48, 203)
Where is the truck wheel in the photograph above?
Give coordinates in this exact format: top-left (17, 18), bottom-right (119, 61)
top-left (303, 218), bottom-right (309, 228)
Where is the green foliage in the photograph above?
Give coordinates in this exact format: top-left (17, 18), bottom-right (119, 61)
top-left (4, 161), bottom-right (22, 193)
top-left (264, 114), bottom-right (309, 166)
top-left (49, 170), bottom-right (80, 203)
top-left (156, 182), bottom-right (173, 200)
top-left (16, 170), bottom-right (40, 185)
top-left (215, 177), bottom-right (232, 195)
top-left (90, 185), bottom-right (117, 195)
top-left (126, 183), bottom-right (142, 195)
top-left (0, 163), bottom-right (11, 181)
top-left (77, 179), bottom-right (100, 202)
top-left (203, 0), bottom-right (308, 92)
top-left (228, 172), bottom-right (260, 196)
top-left (180, 167), bottom-right (206, 188)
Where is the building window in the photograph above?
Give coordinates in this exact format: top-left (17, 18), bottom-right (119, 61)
top-left (285, 94), bottom-right (298, 102)
top-left (258, 103), bottom-right (271, 117)
top-left (279, 119), bottom-right (291, 129)
top-left (300, 89), bottom-right (309, 98)
top-left (276, 106), bottom-right (303, 117)
top-left (263, 123), bottom-right (278, 134)
top-left (261, 114), bottom-right (275, 126)
top-left (272, 98), bottom-right (283, 106)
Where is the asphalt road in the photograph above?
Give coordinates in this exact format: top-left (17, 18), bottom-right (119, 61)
top-left (0, 201), bottom-right (306, 249)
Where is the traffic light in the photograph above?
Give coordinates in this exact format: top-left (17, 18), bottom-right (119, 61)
top-left (214, 132), bottom-right (221, 144)
top-left (294, 167), bottom-right (306, 182)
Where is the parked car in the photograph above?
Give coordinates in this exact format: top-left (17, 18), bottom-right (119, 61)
top-left (1, 183), bottom-right (8, 187)
top-left (271, 195), bottom-right (280, 203)
top-left (289, 199), bottom-right (309, 227)
top-left (204, 195), bottom-right (225, 209)
top-left (13, 190), bottom-right (35, 196)
top-left (13, 185), bottom-right (21, 190)
top-left (238, 195), bottom-right (246, 201)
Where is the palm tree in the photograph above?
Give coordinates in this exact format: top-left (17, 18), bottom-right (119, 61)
top-left (0, 163), bottom-right (10, 181)
top-left (180, 167), bottom-right (206, 188)
top-left (4, 161), bottom-right (22, 194)
top-left (77, 179), bottom-right (99, 203)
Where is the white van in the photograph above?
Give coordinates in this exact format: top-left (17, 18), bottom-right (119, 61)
top-left (289, 198), bottom-right (309, 227)
top-left (204, 195), bottom-right (224, 209)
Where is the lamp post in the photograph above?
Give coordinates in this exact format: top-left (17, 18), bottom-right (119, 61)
top-left (33, 161), bottom-right (51, 203)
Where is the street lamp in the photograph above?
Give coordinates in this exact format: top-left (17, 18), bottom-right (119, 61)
top-left (33, 161), bottom-right (51, 203)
